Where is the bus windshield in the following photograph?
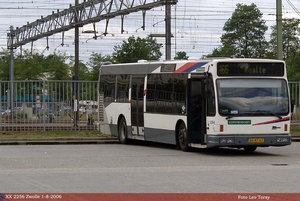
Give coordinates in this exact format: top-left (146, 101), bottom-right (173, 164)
top-left (217, 78), bottom-right (289, 116)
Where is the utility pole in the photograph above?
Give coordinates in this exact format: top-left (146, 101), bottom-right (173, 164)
top-left (276, 0), bottom-right (283, 60)
top-left (165, 2), bottom-right (172, 60)
top-left (74, 0), bottom-right (79, 127)
top-left (8, 26), bottom-right (15, 118)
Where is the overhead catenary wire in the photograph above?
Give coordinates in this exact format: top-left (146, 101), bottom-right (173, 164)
top-left (0, 0), bottom-right (299, 61)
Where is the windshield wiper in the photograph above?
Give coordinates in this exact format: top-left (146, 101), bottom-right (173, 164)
top-left (225, 113), bottom-right (253, 120)
top-left (253, 110), bottom-right (282, 119)
top-left (226, 110), bottom-right (282, 120)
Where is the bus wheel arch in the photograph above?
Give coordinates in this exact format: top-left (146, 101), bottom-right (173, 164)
top-left (176, 120), bottom-right (189, 151)
top-left (118, 115), bottom-right (128, 144)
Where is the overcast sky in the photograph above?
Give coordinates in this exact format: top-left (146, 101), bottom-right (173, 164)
top-left (0, 0), bottom-right (300, 62)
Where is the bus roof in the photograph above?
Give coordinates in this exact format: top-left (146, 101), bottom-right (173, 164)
top-left (100, 59), bottom-right (212, 75)
top-left (99, 58), bottom-right (285, 75)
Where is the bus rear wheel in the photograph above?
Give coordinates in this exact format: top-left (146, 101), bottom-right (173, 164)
top-left (178, 122), bottom-right (189, 151)
top-left (118, 117), bottom-right (128, 144)
top-left (244, 146), bottom-right (257, 152)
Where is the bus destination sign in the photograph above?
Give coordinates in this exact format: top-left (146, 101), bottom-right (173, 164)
top-left (217, 62), bottom-right (284, 76)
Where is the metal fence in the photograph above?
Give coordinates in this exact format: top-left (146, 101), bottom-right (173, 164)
top-left (1, 80), bottom-right (300, 133)
top-left (0, 80), bottom-right (98, 133)
top-left (289, 82), bottom-right (300, 129)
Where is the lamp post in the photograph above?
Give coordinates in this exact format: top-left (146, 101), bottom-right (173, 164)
top-left (8, 26), bottom-right (15, 118)
top-left (74, 0), bottom-right (79, 127)
top-left (276, 0), bottom-right (283, 60)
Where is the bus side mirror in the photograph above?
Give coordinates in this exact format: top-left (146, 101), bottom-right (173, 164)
top-left (291, 100), bottom-right (295, 113)
top-left (204, 78), bottom-right (213, 98)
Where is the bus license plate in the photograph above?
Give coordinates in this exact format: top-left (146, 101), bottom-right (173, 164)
top-left (248, 138), bottom-right (264, 143)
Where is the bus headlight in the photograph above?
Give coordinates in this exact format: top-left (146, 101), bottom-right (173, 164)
top-left (276, 137), bottom-right (290, 143)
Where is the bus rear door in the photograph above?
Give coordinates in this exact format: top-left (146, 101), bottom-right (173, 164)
top-left (130, 75), bottom-right (145, 140)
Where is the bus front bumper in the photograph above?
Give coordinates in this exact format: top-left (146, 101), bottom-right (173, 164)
top-left (206, 134), bottom-right (292, 148)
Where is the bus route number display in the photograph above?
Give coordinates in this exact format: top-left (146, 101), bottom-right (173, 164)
top-left (217, 62), bottom-right (284, 76)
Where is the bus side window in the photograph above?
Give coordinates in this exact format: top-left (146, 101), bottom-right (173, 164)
top-left (207, 97), bottom-right (215, 116)
top-left (174, 74), bottom-right (187, 114)
top-left (116, 75), bottom-right (130, 102)
top-left (101, 75), bottom-right (115, 103)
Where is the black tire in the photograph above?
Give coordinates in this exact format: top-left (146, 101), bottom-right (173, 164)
top-left (118, 117), bottom-right (128, 144)
top-left (177, 122), bottom-right (189, 151)
top-left (244, 146), bottom-right (257, 152)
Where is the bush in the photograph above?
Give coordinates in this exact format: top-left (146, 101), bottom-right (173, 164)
top-left (14, 111), bottom-right (28, 119)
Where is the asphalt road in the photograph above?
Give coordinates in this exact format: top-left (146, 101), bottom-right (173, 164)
top-left (0, 142), bottom-right (299, 194)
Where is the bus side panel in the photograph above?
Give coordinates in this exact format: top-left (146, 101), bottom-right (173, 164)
top-left (144, 113), bottom-right (187, 144)
top-left (99, 102), bottom-right (113, 135)
top-left (103, 102), bottom-right (131, 137)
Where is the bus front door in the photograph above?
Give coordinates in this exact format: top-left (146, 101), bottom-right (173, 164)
top-left (130, 75), bottom-right (145, 140)
top-left (187, 79), bottom-right (206, 144)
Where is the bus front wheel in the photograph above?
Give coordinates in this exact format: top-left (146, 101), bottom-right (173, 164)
top-left (178, 122), bottom-right (189, 151)
top-left (118, 117), bottom-right (128, 144)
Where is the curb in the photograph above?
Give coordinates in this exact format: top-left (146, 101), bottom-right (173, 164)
top-left (0, 137), bottom-right (120, 145)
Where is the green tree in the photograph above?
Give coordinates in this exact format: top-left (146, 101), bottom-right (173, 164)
top-left (112, 35), bottom-right (162, 63)
top-left (0, 48), bottom-right (10, 81)
top-left (267, 18), bottom-right (300, 60)
top-left (285, 52), bottom-right (300, 81)
top-left (174, 51), bottom-right (189, 60)
top-left (14, 50), bottom-right (44, 80)
top-left (86, 52), bottom-right (113, 81)
top-left (69, 57), bottom-right (90, 81)
top-left (208, 3), bottom-right (268, 58)
top-left (207, 43), bottom-right (235, 58)
top-left (43, 51), bottom-right (71, 80)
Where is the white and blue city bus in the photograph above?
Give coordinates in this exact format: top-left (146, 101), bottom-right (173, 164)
top-left (97, 58), bottom-right (291, 152)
